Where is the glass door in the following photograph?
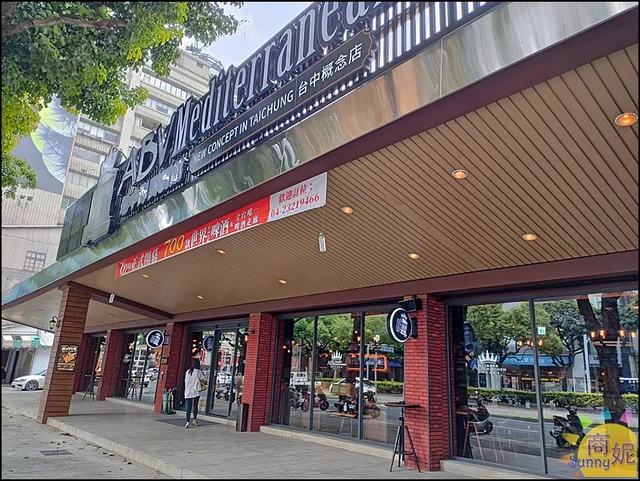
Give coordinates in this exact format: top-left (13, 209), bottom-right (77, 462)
top-left (210, 330), bottom-right (238, 417)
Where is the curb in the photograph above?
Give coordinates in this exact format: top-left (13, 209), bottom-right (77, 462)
top-left (441, 460), bottom-right (546, 479)
top-left (260, 425), bottom-right (393, 459)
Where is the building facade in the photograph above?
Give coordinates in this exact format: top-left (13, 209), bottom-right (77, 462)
top-left (2, 2), bottom-right (638, 479)
top-left (2, 49), bottom-right (219, 294)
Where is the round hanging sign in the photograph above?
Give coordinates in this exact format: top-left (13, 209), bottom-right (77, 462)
top-left (202, 335), bottom-right (215, 352)
top-left (145, 330), bottom-right (165, 349)
top-left (386, 308), bottom-right (413, 343)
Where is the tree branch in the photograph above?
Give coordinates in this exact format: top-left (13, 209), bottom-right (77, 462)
top-left (2, 16), bottom-right (128, 38)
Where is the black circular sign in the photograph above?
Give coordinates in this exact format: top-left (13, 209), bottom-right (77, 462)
top-left (202, 335), bottom-right (215, 351)
top-left (145, 330), bottom-right (165, 349)
top-left (386, 308), bottom-right (413, 343)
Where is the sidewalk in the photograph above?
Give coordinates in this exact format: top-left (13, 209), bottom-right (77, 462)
top-left (1, 387), bottom-right (471, 479)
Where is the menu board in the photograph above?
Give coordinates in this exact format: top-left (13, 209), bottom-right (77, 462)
top-left (56, 344), bottom-right (79, 372)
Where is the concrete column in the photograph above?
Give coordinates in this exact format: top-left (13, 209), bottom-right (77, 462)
top-left (97, 329), bottom-right (124, 401)
top-left (37, 287), bottom-right (90, 424)
top-left (154, 322), bottom-right (187, 413)
top-left (244, 312), bottom-right (277, 432)
top-left (403, 295), bottom-right (451, 471)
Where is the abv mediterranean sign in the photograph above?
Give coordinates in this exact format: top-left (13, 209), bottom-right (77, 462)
top-left (386, 308), bottom-right (412, 343)
top-left (79, 2), bottom-right (382, 248)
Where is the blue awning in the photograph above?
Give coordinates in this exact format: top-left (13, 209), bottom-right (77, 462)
top-left (387, 361), bottom-right (402, 368)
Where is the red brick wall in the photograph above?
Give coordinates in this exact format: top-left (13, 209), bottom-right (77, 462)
top-left (403, 295), bottom-right (451, 471)
top-left (154, 322), bottom-right (187, 413)
top-left (97, 329), bottom-right (124, 401)
top-left (244, 312), bottom-right (277, 432)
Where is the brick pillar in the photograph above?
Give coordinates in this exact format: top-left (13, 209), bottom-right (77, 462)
top-left (403, 295), bottom-right (450, 471)
top-left (244, 312), bottom-right (278, 432)
top-left (73, 334), bottom-right (91, 393)
top-left (37, 287), bottom-right (90, 424)
top-left (97, 329), bottom-right (124, 401)
top-left (154, 322), bottom-right (187, 413)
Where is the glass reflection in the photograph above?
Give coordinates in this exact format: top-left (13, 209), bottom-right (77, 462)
top-left (452, 301), bottom-right (544, 472)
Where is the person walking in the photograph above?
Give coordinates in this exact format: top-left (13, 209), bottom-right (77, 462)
top-left (184, 358), bottom-right (204, 428)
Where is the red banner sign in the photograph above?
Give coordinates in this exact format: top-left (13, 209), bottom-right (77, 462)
top-left (115, 173), bottom-right (327, 279)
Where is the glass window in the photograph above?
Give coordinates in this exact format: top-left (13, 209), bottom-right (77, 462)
top-left (534, 291), bottom-right (638, 478)
top-left (116, 331), bottom-right (161, 405)
top-left (60, 196), bottom-right (76, 209)
top-left (24, 251), bottom-right (46, 272)
top-left (452, 301), bottom-right (544, 472)
top-left (103, 131), bottom-right (118, 143)
top-left (73, 145), bottom-right (104, 164)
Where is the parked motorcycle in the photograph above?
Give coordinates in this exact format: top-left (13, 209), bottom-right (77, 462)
top-left (215, 384), bottom-right (230, 400)
top-left (333, 391), bottom-right (381, 418)
top-left (461, 397), bottom-right (493, 434)
top-left (550, 406), bottom-right (585, 448)
top-left (290, 387), bottom-right (304, 410)
top-left (301, 388), bottom-right (330, 412)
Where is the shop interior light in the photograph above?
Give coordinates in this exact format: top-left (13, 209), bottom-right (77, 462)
top-left (278, 279), bottom-right (288, 284)
top-left (197, 295), bottom-right (204, 300)
top-left (216, 249), bottom-right (226, 254)
top-left (408, 253), bottom-right (420, 259)
top-left (522, 233), bottom-right (538, 241)
top-left (614, 112), bottom-right (638, 127)
top-left (341, 206), bottom-right (354, 214)
top-left (451, 169), bottom-right (469, 180)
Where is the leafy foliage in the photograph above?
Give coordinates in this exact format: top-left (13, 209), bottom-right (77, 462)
top-left (2, 2), bottom-right (242, 197)
top-left (467, 302), bottom-right (562, 366)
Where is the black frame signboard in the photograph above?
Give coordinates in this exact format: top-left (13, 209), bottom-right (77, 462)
top-left (56, 344), bottom-right (80, 372)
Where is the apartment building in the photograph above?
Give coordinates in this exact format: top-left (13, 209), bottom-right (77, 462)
top-left (2, 49), bottom-right (220, 294)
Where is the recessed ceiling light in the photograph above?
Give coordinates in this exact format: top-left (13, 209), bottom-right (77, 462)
top-left (522, 233), bottom-right (538, 241)
top-left (217, 249), bottom-right (226, 254)
top-left (408, 253), bottom-right (420, 260)
top-left (142, 274), bottom-right (150, 278)
top-left (197, 295), bottom-right (204, 300)
top-left (341, 206), bottom-right (354, 214)
top-left (451, 169), bottom-right (469, 180)
top-left (108, 314), bottom-right (114, 317)
top-left (278, 279), bottom-right (288, 284)
top-left (614, 112), bottom-right (638, 127)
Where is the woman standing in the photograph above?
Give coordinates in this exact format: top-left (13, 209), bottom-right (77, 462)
top-left (184, 358), bottom-right (204, 428)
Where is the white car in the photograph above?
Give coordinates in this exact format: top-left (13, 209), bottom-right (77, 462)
top-left (12, 371), bottom-right (47, 391)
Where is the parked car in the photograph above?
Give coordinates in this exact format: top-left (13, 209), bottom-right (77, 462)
top-left (12, 371), bottom-right (47, 391)
top-left (330, 377), bottom-right (376, 396)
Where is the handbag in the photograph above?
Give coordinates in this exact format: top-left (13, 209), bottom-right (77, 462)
top-left (196, 374), bottom-right (205, 392)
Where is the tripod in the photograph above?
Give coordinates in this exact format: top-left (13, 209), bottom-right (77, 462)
top-left (388, 403), bottom-right (421, 472)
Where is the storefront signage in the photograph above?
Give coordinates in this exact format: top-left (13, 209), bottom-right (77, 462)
top-left (202, 336), bottom-right (215, 352)
top-left (145, 330), bottom-right (165, 349)
top-left (328, 351), bottom-right (346, 367)
top-left (115, 172), bottom-right (327, 279)
top-left (347, 353), bottom-right (388, 372)
top-left (386, 308), bottom-right (412, 343)
top-left (56, 344), bottom-right (79, 372)
top-left (75, 2), bottom-right (381, 250)
top-left (504, 355), bottom-right (569, 366)
top-left (375, 344), bottom-right (394, 354)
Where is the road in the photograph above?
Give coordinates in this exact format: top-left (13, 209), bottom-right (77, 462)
top-left (1, 404), bottom-right (169, 479)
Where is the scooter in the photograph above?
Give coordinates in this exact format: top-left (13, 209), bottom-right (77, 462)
top-left (290, 387), bottom-right (304, 410)
top-left (550, 406), bottom-right (585, 448)
top-left (301, 390), bottom-right (330, 412)
top-left (215, 384), bottom-right (230, 400)
top-left (461, 397), bottom-right (493, 434)
top-left (333, 391), bottom-right (381, 418)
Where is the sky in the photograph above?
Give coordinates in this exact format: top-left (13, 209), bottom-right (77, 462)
top-left (185, 2), bottom-right (312, 71)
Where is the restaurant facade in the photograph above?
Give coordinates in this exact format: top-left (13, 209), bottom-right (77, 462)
top-left (2, 2), bottom-right (639, 478)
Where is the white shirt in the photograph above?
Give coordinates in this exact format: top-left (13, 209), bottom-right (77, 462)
top-left (184, 368), bottom-right (204, 399)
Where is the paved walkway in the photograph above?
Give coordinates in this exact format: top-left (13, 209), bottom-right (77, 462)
top-left (1, 387), bottom-right (474, 479)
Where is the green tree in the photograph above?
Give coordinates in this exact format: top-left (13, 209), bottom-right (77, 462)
top-left (2, 2), bottom-right (242, 198)
top-left (467, 303), bottom-right (562, 366)
top-left (540, 300), bottom-right (587, 376)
